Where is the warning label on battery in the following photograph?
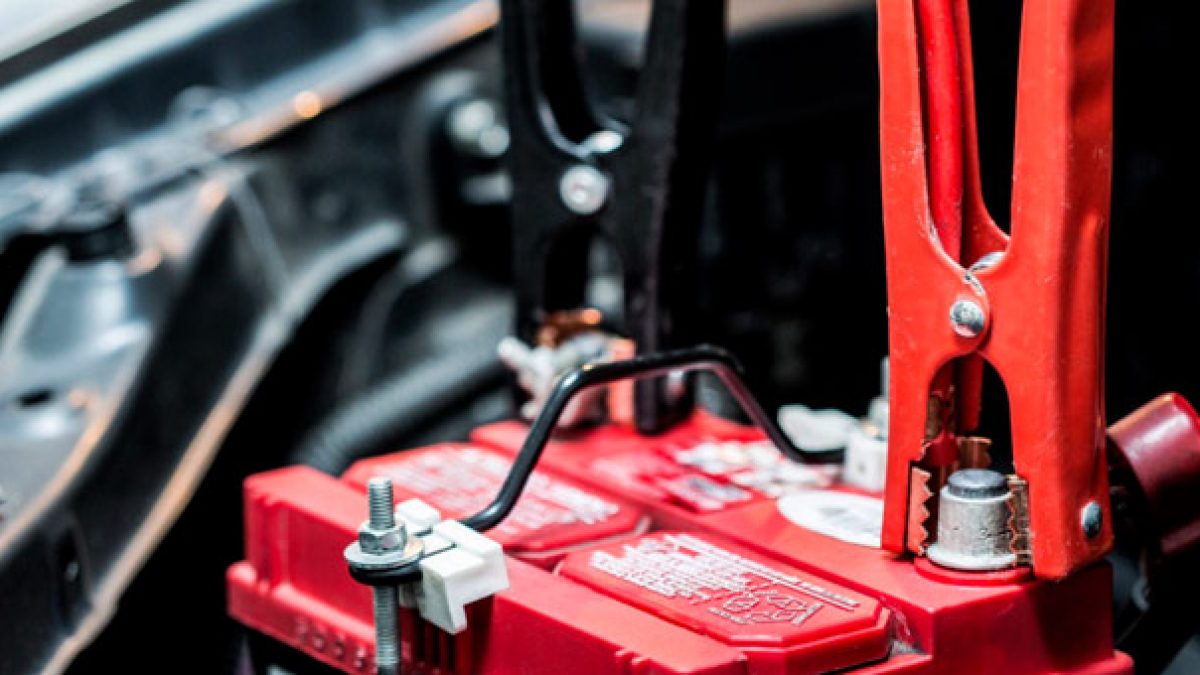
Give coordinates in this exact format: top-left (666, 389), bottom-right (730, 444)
top-left (354, 446), bottom-right (624, 539)
top-left (585, 533), bottom-right (862, 630)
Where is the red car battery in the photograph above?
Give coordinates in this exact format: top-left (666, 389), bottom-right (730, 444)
top-left (341, 443), bottom-right (649, 566)
top-left (229, 419), bottom-right (1132, 674)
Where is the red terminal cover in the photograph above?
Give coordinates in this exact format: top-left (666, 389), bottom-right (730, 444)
top-left (1108, 393), bottom-right (1200, 560)
top-left (342, 443), bottom-right (649, 564)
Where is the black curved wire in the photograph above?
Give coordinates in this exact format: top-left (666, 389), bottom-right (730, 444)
top-left (461, 344), bottom-right (841, 532)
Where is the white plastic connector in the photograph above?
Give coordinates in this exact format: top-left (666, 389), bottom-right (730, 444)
top-left (843, 426), bottom-right (888, 493)
top-left (388, 499), bottom-right (511, 632)
top-left (415, 519), bottom-right (509, 634)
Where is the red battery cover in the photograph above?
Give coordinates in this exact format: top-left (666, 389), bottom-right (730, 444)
top-left (342, 444), bottom-right (648, 565)
top-left (558, 531), bottom-right (892, 674)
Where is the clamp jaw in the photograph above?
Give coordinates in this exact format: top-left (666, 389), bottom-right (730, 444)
top-left (877, 0), bottom-right (1116, 579)
top-left (500, 0), bottom-right (726, 433)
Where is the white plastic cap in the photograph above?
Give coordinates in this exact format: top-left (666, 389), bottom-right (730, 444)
top-left (777, 404), bottom-right (857, 452)
top-left (842, 426), bottom-right (888, 493)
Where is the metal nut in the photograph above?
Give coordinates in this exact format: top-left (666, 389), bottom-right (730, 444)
top-left (358, 522), bottom-right (405, 554)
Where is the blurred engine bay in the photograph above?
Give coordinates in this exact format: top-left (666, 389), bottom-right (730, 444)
top-left (2, 0), bottom-right (1198, 673)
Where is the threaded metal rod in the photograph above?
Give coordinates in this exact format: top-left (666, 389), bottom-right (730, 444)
top-left (366, 477), bottom-right (400, 674)
top-left (374, 585), bottom-right (400, 675)
top-left (367, 477), bottom-right (396, 529)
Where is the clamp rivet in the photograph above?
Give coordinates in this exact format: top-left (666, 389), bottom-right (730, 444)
top-left (559, 165), bottom-right (610, 215)
top-left (1081, 501), bottom-right (1103, 538)
top-left (949, 299), bottom-right (986, 338)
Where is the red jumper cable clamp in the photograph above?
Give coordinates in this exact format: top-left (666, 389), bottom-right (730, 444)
top-left (877, 0), bottom-right (1116, 579)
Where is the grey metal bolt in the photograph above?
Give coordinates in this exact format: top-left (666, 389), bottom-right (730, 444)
top-left (1081, 500), bottom-right (1103, 538)
top-left (366, 477), bottom-right (401, 675)
top-left (559, 165), bottom-right (610, 215)
top-left (949, 299), bottom-right (986, 338)
top-left (346, 477), bottom-right (424, 673)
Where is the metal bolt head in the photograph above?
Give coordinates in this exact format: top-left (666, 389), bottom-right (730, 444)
top-left (358, 522), bottom-right (406, 554)
top-left (559, 165), bottom-right (610, 215)
top-left (1081, 501), bottom-right (1103, 538)
top-left (949, 299), bottom-right (986, 338)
